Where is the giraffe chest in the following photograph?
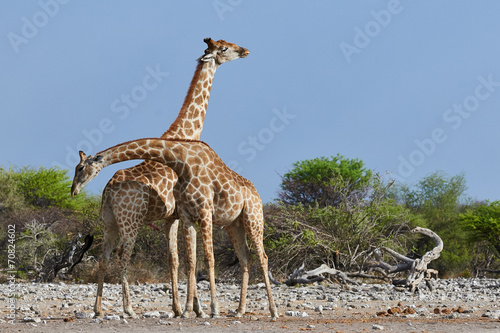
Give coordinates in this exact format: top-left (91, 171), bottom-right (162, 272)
top-left (212, 185), bottom-right (245, 224)
top-left (174, 180), bottom-right (245, 226)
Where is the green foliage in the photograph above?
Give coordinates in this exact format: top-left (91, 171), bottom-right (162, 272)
top-left (0, 167), bottom-right (26, 211)
top-left (0, 166), bottom-right (90, 210)
top-left (15, 166), bottom-right (89, 209)
top-left (1, 159), bottom-right (498, 282)
top-left (0, 165), bottom-right (101, 281)
top-left (264, 198), bottom-right (414, 277)
top-left (459, 201), bottom-right (500, 255)
top-left (279, 154), bottom-right (373, 207)
top-left (392, 171), bottom-right (471, 275)
top-left (394, 171), bottom-right (468, 219)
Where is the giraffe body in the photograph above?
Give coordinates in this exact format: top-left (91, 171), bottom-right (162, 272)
top-left (92, 38), bottom-right (249, 318)
top-left (71, 138), bottom-right (279, 319)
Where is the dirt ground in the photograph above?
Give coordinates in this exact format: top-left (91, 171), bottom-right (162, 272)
top-left (2, 281), bottom-right (500, 332)
top-left (3, 316), bottom-right (500, 333)
top-left (3, 308), bottom-right (500, 333)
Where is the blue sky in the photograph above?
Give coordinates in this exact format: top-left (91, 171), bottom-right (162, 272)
top-left (1, 1), bottom-right (500, 204)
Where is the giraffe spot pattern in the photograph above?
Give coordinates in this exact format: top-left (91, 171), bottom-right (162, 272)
top-left (88, 40), bottom-right (277, 319)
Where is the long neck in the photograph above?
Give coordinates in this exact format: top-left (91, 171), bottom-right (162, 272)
top-left (97, 138), bottom-right (186, 174)
top-left (99, 138), bottom-right (173, 166)
top-left (162, 59), bottom-right (218, 140)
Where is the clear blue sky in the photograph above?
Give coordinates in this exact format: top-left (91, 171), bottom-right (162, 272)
top-left (1, 1), bottom-right (500, 204)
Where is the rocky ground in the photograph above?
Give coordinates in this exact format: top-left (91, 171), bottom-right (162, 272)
top-left (2, 278), bottom-right (500, 332)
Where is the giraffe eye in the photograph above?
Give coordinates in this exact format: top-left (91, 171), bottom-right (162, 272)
top-left (78, 165), bottom-right (84, 172)
top-left (221, 47), bottom-right (228, 53)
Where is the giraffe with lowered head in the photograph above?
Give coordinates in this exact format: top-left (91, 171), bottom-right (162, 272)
top-left (91, 38), bottom-right (249, 318)
top-left (71, 138), bottom-right (279, 320)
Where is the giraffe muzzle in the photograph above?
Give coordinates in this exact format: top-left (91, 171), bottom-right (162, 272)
top-left (240, 48), bottom-right (250, 58)
top-left (71, 183), bottom-right (79, 197)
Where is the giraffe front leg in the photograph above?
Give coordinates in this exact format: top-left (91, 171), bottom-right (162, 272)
top-left (200, 217), bottom-right (220, 318)
top-left (94, 223), bottom-right (118, 317)
top-left (165, 219), bottom-right (182, 317)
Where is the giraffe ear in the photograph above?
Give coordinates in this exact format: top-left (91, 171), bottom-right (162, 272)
top-left (94, 155), bottom-right (104, 163)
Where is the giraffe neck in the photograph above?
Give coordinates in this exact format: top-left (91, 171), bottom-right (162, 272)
top-left (162, 59), bottom-right (218, 140)
top-left (97, 138), bottom-right (188, 174)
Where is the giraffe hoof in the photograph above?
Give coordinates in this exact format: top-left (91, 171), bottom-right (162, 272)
top-left (124, 308), bottom-right (138, 319)
top-left (196, 311), bottom-right (208, 319)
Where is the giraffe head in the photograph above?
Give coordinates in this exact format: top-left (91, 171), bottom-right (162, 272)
top-left (200, 38), bottom-right (249, 65)
top-left (70, 151), bottom-right (104, 197)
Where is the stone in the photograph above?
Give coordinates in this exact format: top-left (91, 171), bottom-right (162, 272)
top-left (104, 314), bottom-right (121, 320)
top-left (143, 311), bottom-right (161, 318)
top-left (74, 311), bottom-right (91, 319)
top-left (23, 317), bottom-right (41, 323)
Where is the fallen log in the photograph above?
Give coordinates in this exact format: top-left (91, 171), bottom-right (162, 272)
top-left (271, 262), bottom-right (360, 286)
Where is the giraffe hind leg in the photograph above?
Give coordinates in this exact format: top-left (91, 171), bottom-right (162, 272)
top-left (243, 210), bottom-right (279, 320)
top-left (113, 190), bottom-right (147, 319)
top-left (116, 225), bottom-right (140, 319)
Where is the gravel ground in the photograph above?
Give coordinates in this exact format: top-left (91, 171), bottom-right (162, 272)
top-left (2, 278), bottom-right (500, 332)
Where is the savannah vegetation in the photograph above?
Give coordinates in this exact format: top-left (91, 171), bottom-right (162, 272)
top-left (0, 157), bottom-right (499, 284)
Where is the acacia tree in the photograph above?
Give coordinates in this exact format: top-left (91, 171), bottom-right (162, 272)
top-left (278, 154), bottom-right (373, 207)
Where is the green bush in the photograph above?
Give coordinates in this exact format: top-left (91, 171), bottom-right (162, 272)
top-left (278, 154), bottom-right (373, 207)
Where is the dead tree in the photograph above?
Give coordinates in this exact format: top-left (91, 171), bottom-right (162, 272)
top-left (367, 227), bottom-right (442, 292)
top-left (270, 227), bottom-right (442, 291)
top-left (37, 234), bottom-right (93, 282)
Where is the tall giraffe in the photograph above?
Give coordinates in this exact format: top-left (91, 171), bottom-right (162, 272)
top-left (94, 38), bottom-right (249, 318)
top-left (71, 138), bottom-right (279, 320)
